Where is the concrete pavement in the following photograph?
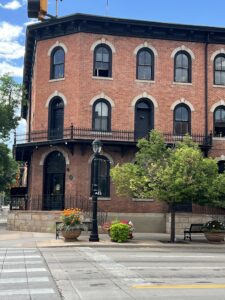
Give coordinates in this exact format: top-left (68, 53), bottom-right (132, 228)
top-left (0, 226), bottom-right (225, 249)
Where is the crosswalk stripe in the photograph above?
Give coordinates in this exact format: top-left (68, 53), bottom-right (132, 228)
top-left (0, 261), bottom-right (42, 265)
top-left (0, 277), bottom-right (49, 284)
top-left (0, 255), bottom-right (41, 259)
top-left (2, 268), bottom-right (46, 273)
top-left (0, 288), bottom-right (55, 296)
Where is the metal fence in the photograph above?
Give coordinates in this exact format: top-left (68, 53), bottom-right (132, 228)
top-left (9, 194), bottom-right (108, 225)
top-left (14, 126), bottom-right (212, 147)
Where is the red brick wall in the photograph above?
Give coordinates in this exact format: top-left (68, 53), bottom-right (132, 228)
top-left (31, 33), bottom-right (220, 134)
top-left (28, 144), bottom-right (167, 213)
top-left (27, 32), bottom-right (225, 213)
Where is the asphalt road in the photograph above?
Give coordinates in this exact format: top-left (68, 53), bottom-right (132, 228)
top-left (41, 246), bottom-right (225, 300)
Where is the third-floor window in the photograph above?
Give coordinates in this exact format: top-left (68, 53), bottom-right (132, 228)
top-left (93, 44), bottom-right (112, 77)
top-left (136, 48), bottom-right (154, 80)
top-left (50, 47), bottom-right (65, 79)
top-left (174, 51), bottom-right (191, 83)
top-left (214, 54), bottom-right (225, 85)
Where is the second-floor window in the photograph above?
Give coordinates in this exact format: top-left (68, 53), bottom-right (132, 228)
top-left (137, 48), bottom-right (154, 80)
top-left (214, 106), bottom-right (225, 137)
top-left (48, 97), bottom-right (64, 139)
top-left (93, 44), bottom-right (112, 77)
top-left (50, 47), bottom-right (65, 79)
top-left (174, 51), bottom-right (191, 83)
top-left (174, 104), bottom-right (191, 135)
top-left (214, 54), bottom-right (225, 85)
top-left (93, 99), bottom-right (111, 131)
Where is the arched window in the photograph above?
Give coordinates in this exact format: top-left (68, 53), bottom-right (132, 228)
top-left (135, 98), bottom-right (154, 139)
top-left (214, 54), bottom-right (225, 85)
top-left (174, 104), bottom-right (191, 135)
top-left (50, 47), bottom-right (65, 79)
top-left (137, 48), bottom-right (154, 80)
top-left (43, 151), bottom-right (65, 210)
top-left (93, 44), bottom-right (112, 77)
top-left (174, 51), bottom-right (191, 83)
top-left (48, 97), bottom-right (64, 139)
top-left (91, 155), bottom-right (110, 197)
top-left (214, 106), bottom-right (225, 137)
top-left (93, 99), bottom-right (111, 131)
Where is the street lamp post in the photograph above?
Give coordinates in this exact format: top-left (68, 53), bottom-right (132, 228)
top-left (89, 139), bottom-right (102, 242)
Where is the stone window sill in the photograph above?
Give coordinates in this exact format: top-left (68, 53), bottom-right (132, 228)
top-left (92, 76), bottom-right (113, 81)
top-left (135, 79), bottom-right (155, 84)
top-left (172, 81), bottom-right (192, 86)
top-left (49, 78), bottom-right (65, 82)
top-left (213, 84), bottom-right (225, 88)
top-left (213, 137), bottom-right (225, 140)
top-left (89, 197), bottom-right (111, 201)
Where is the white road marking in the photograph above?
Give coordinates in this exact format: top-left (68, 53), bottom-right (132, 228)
top-left (0, 255), bottom-right (40, 259)
top-left (134, 255), bottom-right (216, 258)
top-left (0, 261), bottom-right (42, 265)
top-left (0, 288), bottom-right (55, 296)
top-left (2, 268), bottom-right (47, 273)
top-left (0, 277), bottom-right (49, 284)
top-left (128, 266), bottom-right (225, 270)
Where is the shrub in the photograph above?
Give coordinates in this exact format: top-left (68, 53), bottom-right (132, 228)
top-left (110, 223), bottom-right (130, 243)
top-left (202, 220), bottom-right (225, 232)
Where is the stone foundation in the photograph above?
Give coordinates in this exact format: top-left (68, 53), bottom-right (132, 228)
top-left (7, 211), bottom-right (222, 234)
top-left (7, 211), bottom-right (166, 233)
top-left (166, 213), bottom-right (219, 235)
top-left (7, 211), bottom-right (61, 233)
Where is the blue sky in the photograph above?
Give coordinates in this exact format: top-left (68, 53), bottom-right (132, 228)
top-left (0, 0), bottom-right (225, 80)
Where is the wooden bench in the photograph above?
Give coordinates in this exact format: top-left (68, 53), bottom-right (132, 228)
top-left (184, 224), bottom-right (204, 240)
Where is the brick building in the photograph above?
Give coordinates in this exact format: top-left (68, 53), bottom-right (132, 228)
top-left (14, 13), bottom-right (225, 220)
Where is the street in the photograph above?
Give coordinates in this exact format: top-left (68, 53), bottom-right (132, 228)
top-left (40, 246), bottom-right (225, 300)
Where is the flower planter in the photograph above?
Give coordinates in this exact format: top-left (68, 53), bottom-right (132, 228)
top-left (204, 232), bottom-right (225, 243)
top-left (61, 229), bottom-right (82, 241)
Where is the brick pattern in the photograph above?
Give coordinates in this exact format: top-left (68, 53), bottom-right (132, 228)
top-left (27, 32), bottom-right (225, 214)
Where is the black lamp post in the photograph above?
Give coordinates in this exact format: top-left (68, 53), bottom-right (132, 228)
top-left (89, 139), bottom-right (102, 242)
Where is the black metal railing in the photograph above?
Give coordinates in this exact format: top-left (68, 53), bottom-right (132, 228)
top-left (9, 194), bottom-right (108, 225)
top-left (14, 125), bottom-right (212, 147)
top-left (14, 125), bottom-right (135, 144)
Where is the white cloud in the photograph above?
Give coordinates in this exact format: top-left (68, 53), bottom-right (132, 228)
top-left (0, 21), bottom-right (23, 42)
top-left (0, 0), bottom-right (22, 10)
top-left (0, 61), bottom-right (23, 77)
top-left (0, 41), bottom-right (24, 60)
top-left (0, 22), bottom-right (24, 76)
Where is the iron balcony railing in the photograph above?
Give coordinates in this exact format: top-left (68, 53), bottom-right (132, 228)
top-left (14, 125), bottom-right (212, 147)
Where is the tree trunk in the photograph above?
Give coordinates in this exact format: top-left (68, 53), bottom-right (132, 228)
top-left (170, 202), bottom-right (176, 243)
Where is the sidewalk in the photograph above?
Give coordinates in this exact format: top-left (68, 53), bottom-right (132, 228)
top-left (0, 226), bottom-right (225, 249)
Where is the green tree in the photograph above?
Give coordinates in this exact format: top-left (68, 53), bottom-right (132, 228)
top-left (111, 131), bottom-right (220, 243)
top-left (0, 74), bottom-right (25, 140)
top-left (154, 139), bottom-right (218, 242)
top-left (111, 130), bottom-right (169, 199)
top-left (0, 143), bottom-right (18, 192)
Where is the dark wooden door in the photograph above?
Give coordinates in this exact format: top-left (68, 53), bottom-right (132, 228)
top-left (43, 151), bottom-right (65, 210)
top-left (135, 99), bottom-right (153, 140)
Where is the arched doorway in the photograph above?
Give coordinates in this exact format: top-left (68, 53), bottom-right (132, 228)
top-left (48, 97), bottom-right (64, 140)
top-left (43, 151), bottom-right (65, 210)
top-left (135, 98), bottom-right (154, 139)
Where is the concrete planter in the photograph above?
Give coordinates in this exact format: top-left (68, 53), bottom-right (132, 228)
top-left (204, 232), bottom-right (225, 243)
top-left (61, 229), bottom-right (82, 241)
